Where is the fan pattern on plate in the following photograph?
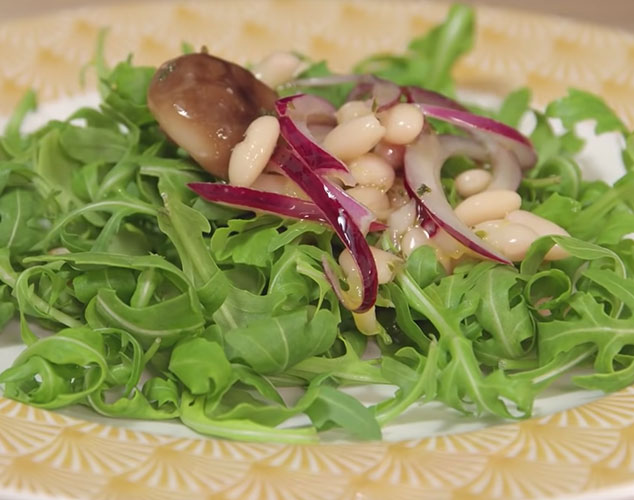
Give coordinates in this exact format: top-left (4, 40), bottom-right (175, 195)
top-left (1, 1), bottom-right (634, 499)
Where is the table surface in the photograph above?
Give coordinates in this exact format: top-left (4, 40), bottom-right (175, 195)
top-left (0, 0), bottom-right (633, 32)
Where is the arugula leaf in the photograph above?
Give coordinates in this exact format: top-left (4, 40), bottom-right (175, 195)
top-left (0, 188), bottom-right (45, 253)
top-left (224, 309), bottom-right (338, 374)
top-left (169, 337), bottom-right (233, 396)
top-left (306, 385), bottom-right (382, 440)
top-left (1, 90), bottom-right (37, 158)
top-left (280, 60), bottom-right (354, 107)
top-left (353, 4), bottom-right (474, 94)
top-left (1, 6), bottom-right (633, 443)
top-left (470, 266), bottom-right (534, 359)
top-left (497, 87), bottom-right (531, 128)
top-left (546, 88), bottom-right (628, 135)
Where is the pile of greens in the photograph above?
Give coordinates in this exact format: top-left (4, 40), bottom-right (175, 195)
top-left (0, 5), bottom-right (633, 442)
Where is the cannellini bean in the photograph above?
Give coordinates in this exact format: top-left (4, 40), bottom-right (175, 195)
top-left (455, 168), bottom-right (492, 198)
top-left (454, 189), bottom-right (522, 227)
top-left (370, 247), bottom-right (401, 284)
top-left (374, 141), bottom-right (405, 169)
top-left (322, 114), bottom-right (385, 162)
top-left (348, 153), bottom-right (395, 191)
top-left (228, 116), bottom-right (280, 187)
top-left (401, 227), bottom-right (453, 271)
top-left (401, 227), bottom-right (430, 258)
top-left (430, 228), bottom-right (466, 260)
top-left (251, 173), bottom-right (307, 199)
top-left (339, 247), bottom-right (400, 284)
top-left (505, 210), bottom-right (570, 260)
top-left (494, 223), bottom-right (540, 262)
top-left (473, 219), bottom-right (506, 235)
top-left (335, 100), bottom-right (372, 124)
top-left (388, 199), bottom-right (417, 236)
top-left (251, 51), bottom-right (304, 88)
top-left (307, 124), bottom-right (333, 144)
top-left (379, 103), bottom-right (424, 145)
top-left (345, 186), bottom-right (391, 218)
top-left (505, 210), bottom-right (569, 236)
top-left (474, 220), bottom-right (538, 262)
top-left (338, 248), bottom-right (357, 277)
top-left (387, 177), bottom-right (410, 208)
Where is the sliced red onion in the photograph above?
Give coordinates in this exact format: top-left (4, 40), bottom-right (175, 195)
top-left (275, 94), bottom-right (354, 185)
top-left (288, 74), bottom-right (361, 88)
top-left (420, 104), bottom-right (537, 169)
top-left (188, 182), bottom-right (328, 223)
top-left (437, 134), bottom-right (488, 160)
top-left (346, 75), bottom-right (402, 111)
top-left (404, 133), bottom-right (512, 264)
top-left (403, 85), bottom-right (468, 112)
top-left (272, 148), bottom-right (378, 312)
top-left (188, 182), bottom-right (387, 232)
top-left (269, 148), bottom-right (377, 235)
top-left (276, 95), bottom-right (382, 235)
top-left (437, 134), bottom-right (523, 192)
top-left (289, 74), bottom-right (402, 111)
top-left (485, 144), bottom-right (524, 191)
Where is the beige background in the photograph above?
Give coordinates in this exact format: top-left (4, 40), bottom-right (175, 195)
top-left (0, 0), bottom-right (632, 32)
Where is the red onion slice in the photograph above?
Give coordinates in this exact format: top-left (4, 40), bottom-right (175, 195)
top-left (188, 182), bottom-right (387, 232)
top-left (269, 149), bottom-right (377, 235)
top-left (403, 85), bottom-right (468, 112)
top-left (288, 74), bottom-right (361, 88)
top-left (437, 134), bottom-right (523, 192)
top-left (289, 74), bottom-right (402, 111)
top-left (272, 148), bottom-right (378, 312)
top-left (275, 94), bottom-right (354, 185)
top-left (420, 104), bottom-right (537, 170)
top-left (188, 182), bottom-right (328, 223)
top-left (404, 133), bottom-right (512, 264)
top-left (346, 75), bottom-right (402, 111)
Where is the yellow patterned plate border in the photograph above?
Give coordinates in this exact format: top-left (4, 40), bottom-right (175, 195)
top-left (1, 1), bottom-right (634, 499)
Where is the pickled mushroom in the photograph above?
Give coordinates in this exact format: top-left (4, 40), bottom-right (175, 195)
top-left (147, 52), bottom-right (278, 179)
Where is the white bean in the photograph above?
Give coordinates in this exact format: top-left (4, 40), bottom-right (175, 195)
top-left (505, 210), bottom-right (570, 260)
top-left (454, 189), bottom-right (522, 227)
top-left (339, 247), bottom-right (400, 285)
top-left (473, 219), bottom-right (505, 235)
top-left (252, 51), bottom-right (304, 89)
top-left (505, 210), bottom-right (569, 236)
top-left (455, 168), bottom-right (492, 198)
top-left (401, 227), bottom-right (454, 271)
top-left (345, 186), bottom-right (391, 219)
top-left (251, 173), bottom-right (306, 199)
top-left (374, 141), bottom-right (404, 169)
top-left (371, 247), bottom-right (401, 284)
top-left (474, 220), bottom-right (538, 262)
top-left (335, 100), bottom-right (372, 124)
top-left (401, 227), bottom-right (430, 258)
top-left (379, 103), bottom-right (424, 145)
top-left (322, 114), bottom-right (385, 162)
top-left (387, 177), bottom-right (410, 208)
top-left (388, 199), bottom-right (417, 236)
top-left (348, 153), bottom-right (395, 191)
top-left (430, 228), bottom-right (466, 260)
top-left (338, 248), bottom-right (357, 278)
top-left (228, 116), bottom-right (280, 187)
top-left (495, 223), bottom-right (540, 262)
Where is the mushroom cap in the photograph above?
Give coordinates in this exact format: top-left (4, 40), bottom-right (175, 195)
top-left (147, 52), bottom-right (278, 179)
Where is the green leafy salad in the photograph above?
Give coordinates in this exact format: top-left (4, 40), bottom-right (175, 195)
top-left (0, 4), bottom-right (633, 442)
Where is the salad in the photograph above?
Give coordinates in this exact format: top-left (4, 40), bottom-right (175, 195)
top-left (0, 4), bottom-right (633, 443)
